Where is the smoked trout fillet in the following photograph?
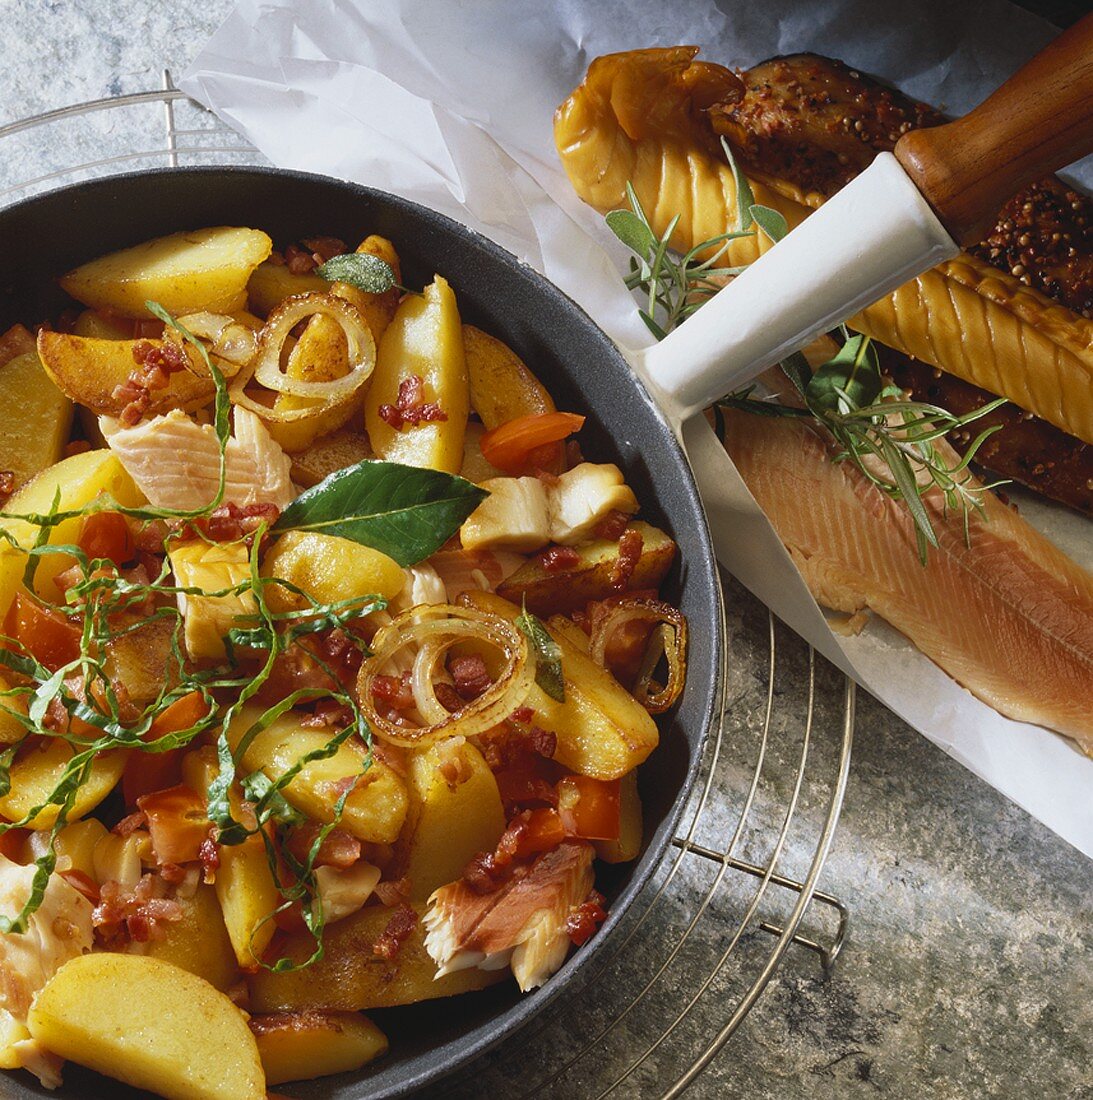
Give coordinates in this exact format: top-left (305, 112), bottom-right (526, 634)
top-left (719, 408), bottom-right (1093, 752)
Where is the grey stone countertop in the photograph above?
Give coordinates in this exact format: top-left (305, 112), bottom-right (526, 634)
top-left (0, 2), bottom-right (1089, 1098)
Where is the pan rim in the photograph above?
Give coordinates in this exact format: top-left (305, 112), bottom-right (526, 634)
top-left (0, 164), bottom-right (725, 1099)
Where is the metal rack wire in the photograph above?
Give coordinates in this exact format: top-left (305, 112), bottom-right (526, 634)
top-left (0, 75), bottom-right (855, 1098)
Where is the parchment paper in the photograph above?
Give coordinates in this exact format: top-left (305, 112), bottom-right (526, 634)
top-left (180, 0), bottom-right (1093, 857)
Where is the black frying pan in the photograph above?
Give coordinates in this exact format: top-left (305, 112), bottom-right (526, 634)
top-left (0, 167), bottom-right (723, 1100)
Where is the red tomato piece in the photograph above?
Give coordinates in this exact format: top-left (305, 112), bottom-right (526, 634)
top-left (122, 692), bottom-right (210, 807)
top-left (480, 412), bottom-right (585, 474)
top-left (3, 593), bottom-right (82, 671)
top-left (557, 775), bottom-right (621, 841)
top-left (137, 784), bottom-right (211, 866)
top-left (77, 512), bottom-right (135, 566)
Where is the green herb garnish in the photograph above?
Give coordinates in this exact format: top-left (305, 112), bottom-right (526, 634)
top-left (274, 460), bottom-right (487, 566)
top-left (515, 602), bottom-right (565, 703)
top-left (317, 252), bottom-right (404, 295)
top-left (605, 140), bottom-right (1006, 562)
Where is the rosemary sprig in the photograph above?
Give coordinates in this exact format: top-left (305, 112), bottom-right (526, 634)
top-left (604, 140), bottom-right (1008, 561)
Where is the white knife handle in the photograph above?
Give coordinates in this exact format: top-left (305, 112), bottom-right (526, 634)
top-left (636, 153), bottom-right (958, 422)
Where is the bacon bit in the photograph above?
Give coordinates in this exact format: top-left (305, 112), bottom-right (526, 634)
top-left (462, 808), bottom-right (567, 893)
top-left (566, 889), bottom-right (608, 946)
top-left (113, 811), bottom-right (148, 838)
top-left (373, 877), bottom-right (412, 908)
top-left (370, 671), bottom-right (415, 721)
top-left (198, 834), bottom-right (220, 884)
top-left (594, 509), bottom-right (632, 541)
top-left (435, 740), bottom-right (473, 789)
top-left (433, 682), bottom-right (464, 713)
top-left (284, 243), bottom-right (319, 275)
top-left (92, 875), bottom-right (183, 946)
top-left (377, 375), bottom-right (448, 430)
top-left (301, 698), bottom-right (354, 729)
top-left (301, 236), bottom-right (348, 264)
top-left (538, 545), bottom-right (581, 574)
top-left (64, 440), bottom-right (92, 458)
top-left (320, 774), bottom-right (361, 806)
top-left (369, 740), bottom-right (407, 781)
top-left (0, 470), bottom-right (14, 505)
top-left (462, 851), bottom-right (506, 894)
top-left (157, 861), bottom-right (187, 885)
top-left (134, 519), bottom-right (170, 555)
top-left (267, 250), bottom-right (286, 267)
top-left (58, 869), bottom-right (100, 904)
top-left (373, 903), bottom-right (418, 960)
top-left (449, 654), bottom-right (492, 701)
top-left (179, 500), bottom-right (282, 543)
top-left (510, 706), bottom-right (534, 725)
top-left (285, 824), bottom-right (361, 869)
top-left (565, 439), bottom-right (584, 469)
top-left (526, 726), bottom-right (557, 759)
top-left (609, 529), bottom-right (644, 592)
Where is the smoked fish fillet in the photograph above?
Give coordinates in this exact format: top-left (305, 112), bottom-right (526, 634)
top-left (554, 48), bottom-right (1093, 445)
top-left (719, 408), bottom-right (1093, 752)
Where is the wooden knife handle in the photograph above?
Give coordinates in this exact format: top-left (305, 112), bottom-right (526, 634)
top-left (895, 13), bottom-right (1093, 245)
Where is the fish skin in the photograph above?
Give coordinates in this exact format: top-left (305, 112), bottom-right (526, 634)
top-left (424, 841), bottom-right (595, 992)
top-left (101, 406), bottom-right (295, 512)
top-left (720, 409), bottom-right (1093, 753)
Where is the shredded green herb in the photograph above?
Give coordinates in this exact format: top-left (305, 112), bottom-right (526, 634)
top-left (516, 601), bottom-right (565, 703)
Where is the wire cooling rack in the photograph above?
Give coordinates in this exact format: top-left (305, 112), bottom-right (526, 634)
top-left (0, 74), bottom-right (855, 1098)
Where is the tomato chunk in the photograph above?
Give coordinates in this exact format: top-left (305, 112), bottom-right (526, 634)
top-left (122, 692), bottom-right (210, 806)
top-left (78, 511), bottom-right (135, 566)
top-left (557, 775), bottom-right (621, 841)
top-left (3, 593), bottom-right (82, 671)
top-left (480, 412), bottom-right (585, 474)
top-left (137, 783), bottom-right (211, 865)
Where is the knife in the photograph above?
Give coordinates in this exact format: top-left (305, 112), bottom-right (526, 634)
top-left (637, 13), bottom-right (1093, 422)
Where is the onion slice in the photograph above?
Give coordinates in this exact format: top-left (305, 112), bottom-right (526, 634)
top-left (244, 292), bottom-right (375, 399)
top-left (357, 603), bottom-right (533, 748)
top-left (588, 597), bottom-right (687, 714)
top-left (173, 312), bottom-right (258, 373)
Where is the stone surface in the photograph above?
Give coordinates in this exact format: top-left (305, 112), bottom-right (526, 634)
top-left (0, 4), bottom-right (1089, 1098)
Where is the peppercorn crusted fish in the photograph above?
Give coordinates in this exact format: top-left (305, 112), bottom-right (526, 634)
top-left (423, 842), bottom-right (595, 991)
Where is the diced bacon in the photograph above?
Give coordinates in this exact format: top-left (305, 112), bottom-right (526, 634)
top-left (300, 236), bottom-right (348, 264)
top-left (566, 889), bottom-right (608, 946)
top-left (198, 836), bottom-right (220, 884)
top-left (593, 509), bottom-right (631, 541)
top-left (373, 877), bottom-right (412, 908)
top-left (373, 903), bottom-right (418, 960)
top-left (449, 654), bottom-right (492, 701)
top-left (538, 545), bottom-right (581, 573)
top-left (609, 528), bottom-right (644, 592)
top-left (284, 824), bottom-right (361, 870)
top-left (377, 375), bottom-right (449, 430)
top-left (91, 874), bottom-right (183, 947)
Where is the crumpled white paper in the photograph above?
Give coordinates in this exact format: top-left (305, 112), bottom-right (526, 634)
top-left (180, 0), bottom-right (1093, 857)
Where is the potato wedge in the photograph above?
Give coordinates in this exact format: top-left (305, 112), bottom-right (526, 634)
top-left (0, 324), bottom-right (35, 368)
top-left (28, 953), bottom-right (265, 1100)
top-left (290, 428), bottom-right (374, 487)
top-left (464, 325), bottom-right (554, 429)
top-left (46, 817), bottom-right (109, 879)
top-left (180, 748), bottom-right (280, 970)
top-left (249, 902), bottom-right (506, 1012)
top-left (71, 310), bottom-right (132, 340)
top-left (250, 1010), bottom-right (388, 1085)
top-left (129, 883), bottom-right (240, 992)
top-left (392, 739), bottom-right (505, 899)
top-left (0, 448), bottom-right (143, 615)
top-left (261, 530), bottom-right (405, 613)
top-left (0, 738), bottom-right (126, 829)
top-left (228, 706), bottom-right (408, 844)
top-left (36, 330), bottom-right (215, 418)
top-left (267, 313), bottom-right (363, 453)
top-left (461, 591), bottom-right (659, 778)
top-left (365, 275), bottom-right (469, 473)
top-left (498, 520), bottom-right (676, 615)
top-left (593, 768), bottom-right (643, 863)
top-left (0, 353), bottom-right (72, 489)
top-left (247, 259), bottom-right (327, 318)
top-left (60, 226), bottom-right (272, 319)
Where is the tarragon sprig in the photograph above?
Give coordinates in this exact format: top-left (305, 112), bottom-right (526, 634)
top-left (605, 139), bottom-right (1007, 562)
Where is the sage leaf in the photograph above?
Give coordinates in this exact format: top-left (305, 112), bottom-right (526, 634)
top-left (749, 204), bottom-right (789, 244)
top-left (317, 252), bottom-right (398, 294)
top-left (606, 208), bottom-right (657, 259)
top-left (274, 460), bottom-right (487, 567)
top-left (515, 606), bottom-right (565, 703)
top-left (806, 335), bottom-right (883, 414)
